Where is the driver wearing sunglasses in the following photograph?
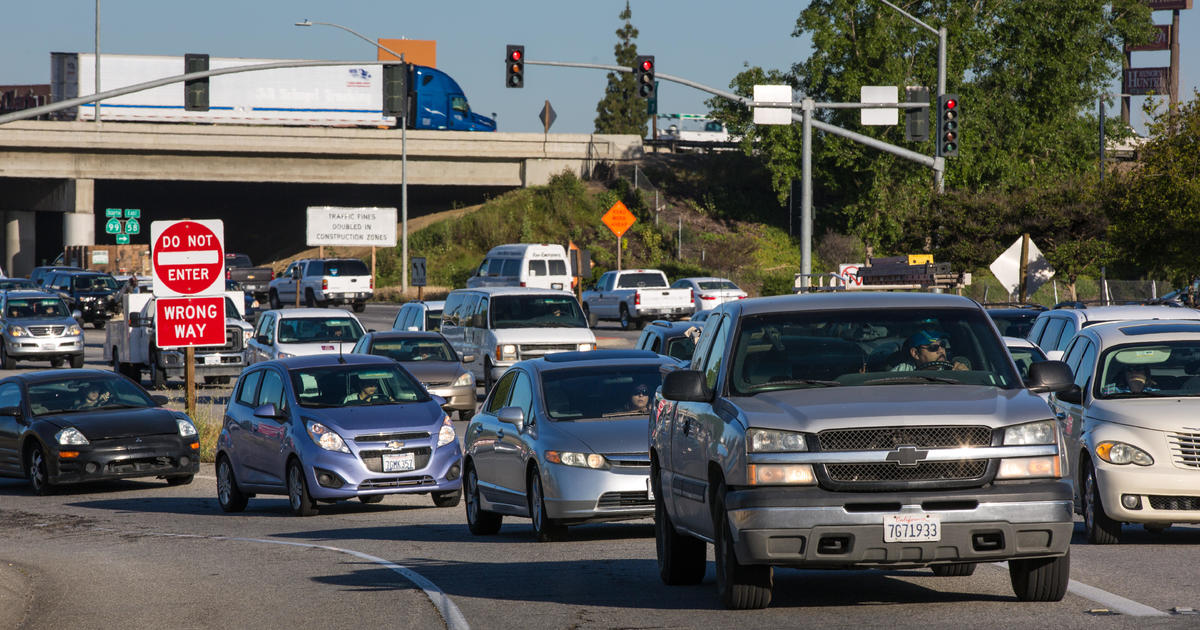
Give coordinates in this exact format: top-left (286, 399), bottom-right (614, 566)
top-left (891, 330), bottom-right (970, 372)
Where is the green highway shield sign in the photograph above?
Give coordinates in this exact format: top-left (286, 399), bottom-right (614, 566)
top-left (115, 233), bottom-right (131, 245)
top-left (105, 218), bottom-right (123, 235)
top-left (105, 208), bottom-right (123, 218)
top-left (124, 218), bottom-right (141, 235)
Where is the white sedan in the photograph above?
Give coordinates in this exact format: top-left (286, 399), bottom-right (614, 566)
top-left (670, 277), bottom-right (747, 312)
top-left (245, 308), bottom-right (365, 364)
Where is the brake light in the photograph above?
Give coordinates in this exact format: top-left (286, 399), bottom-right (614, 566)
top-left (690, 289), bottom-right (694, 303)
top-left (270, 270), bottom-right (275, 280)
top-left (701, 296), bottom-right (716, 300)
top-left (635, 292), bottom-right (641, 306)
top-left (225, 269), bottom-right (231, 280)
top-left (520, 281), bottom-right (526, 287)
top-left (322, 279), bottom-right (328, 290)
top-left (370, 277), bottom-right (374, 289)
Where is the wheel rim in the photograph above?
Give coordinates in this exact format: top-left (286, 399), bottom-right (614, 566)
top-left (620, 310), bottom-right (629, 328)
top-left (1084, 467), bottom-right (1098, 530)
top-left (30, 448), bottom-right (46, 490)
top-left (289, 465), bottom-right (304, 510)
top-left (466, 469), bottom-right (480, 523)
top-left (531, 475), bottom-right (544, 532)
top-left (217, 460), bottom-right (233, 506)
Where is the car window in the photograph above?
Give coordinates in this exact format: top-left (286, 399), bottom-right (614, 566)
top-left (6, 298), bottom-right (70, 318)
top-left (237, 370), bottom-right (264, 406)
top-left (257, 370), bottom-right (286, 410)
top-left (28, 375), bottom-right (155, 416)
top-left (1074, 340), bottom-right (1096, 390)
top-left (1027, 317), bottom-right (1048, 345)
top-left (1053, 321), bottom-right (1078, 352)
top-left (324, 260), bottom-right (369, 276)
top-left (490, 295), bottom-right (586, 329)
top-left (0, 382), bottom-right (22, 410)
top-left (542, 365), bottom-right (663, 420)
top-left (548, 260), bottom-right (567, 276)
top-left (500, 259), bottom-right (520, 277)
top-left (1008, 346), bottom-right (1046, 380)
top-left (290, 364), bottom-right (428, 407)
top-left (277, 317), bottom-right (363, 343)
top-left (1062, 337), bottom-right (1088, 375)
top-left (617, 273), bottom-right (668, 288)
top-left (255, 313), bottom-right (275, 342)
top-left (226, 254), bottom-right (254, 267)
top-left (1095, 341), bottom-right (1200, 398)
top-left (486, 371), bottom-right (517, 413)
top-left (507, 371), bottom-right (534, 423)
top-left (666, 336), bottom-right (696, 361)
top-left (1040, 318), bottom-right (1066, 350)
top-left (485, 258), bottom-right (505, 276)
top-left (528, 260), bottom-right (547, 277)
top-left (702, 316), bottom-right (730, 390)
top-left (442, 293), bottom-right (467, 327)
top-left (370, 338), bottom-right (457, 362)
top-left (426, 309), bottom-right (442, 331)
top-left (670, 280), bottom-right (687, 289)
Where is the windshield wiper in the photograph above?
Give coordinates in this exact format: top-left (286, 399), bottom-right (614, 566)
top-left (1103, 391), bottom-right (1166, 399)
top-left (601, 411), bottom-right (647, 417)
top-left (861, 375), bottom-right (961, 385)
top-left (747, 379), bottom-right (843, 392)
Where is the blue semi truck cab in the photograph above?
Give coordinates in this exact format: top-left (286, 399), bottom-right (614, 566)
top-left (411, 65), bottom-right (496, 131)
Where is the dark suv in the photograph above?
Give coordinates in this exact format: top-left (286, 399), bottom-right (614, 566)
top-left (42, 270), bottom-right (120, 329)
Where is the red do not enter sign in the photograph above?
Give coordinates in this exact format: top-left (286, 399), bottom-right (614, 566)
top-left (151, 219), bottom-right (225, 297)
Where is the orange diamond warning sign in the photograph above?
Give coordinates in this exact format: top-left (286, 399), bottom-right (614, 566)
top-left (602, 201), bottom-right (636, 238)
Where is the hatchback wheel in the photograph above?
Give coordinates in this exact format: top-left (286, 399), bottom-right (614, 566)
top-left (1083, 460), bottom-right (1121, 544)
top-left (359, 495), bottom-right (384, 504)
top-left (287, 460), bottom-right (318, 516)
top-left (529, 470), bottom-right (566, 542)
top-left (165, 474), bottom-right (194, 486)
top-left (26, 444), bottom-right (54, 496)
top-left (432, 488), bottom-right (462, 508)
top-left (216, 456), bottom-right (248, 513)
top-left (465, 464), bottom-right (501, 535)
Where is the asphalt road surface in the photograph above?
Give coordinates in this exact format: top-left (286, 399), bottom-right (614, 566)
top-left (3, 305), bottom-right (1199, 629)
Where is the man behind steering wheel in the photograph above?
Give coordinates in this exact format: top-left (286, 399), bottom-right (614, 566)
top-left (891, 330), bottom-right (970, 372)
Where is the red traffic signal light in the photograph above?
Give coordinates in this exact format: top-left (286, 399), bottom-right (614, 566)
top-left (640, 58), bottom-right (653, 72)
top-left (936, 93), bottom-right (960, 158)
top-left (634, 55), bottom-right (656, 99)
top-left (505, 44), bottom-right (524, 88)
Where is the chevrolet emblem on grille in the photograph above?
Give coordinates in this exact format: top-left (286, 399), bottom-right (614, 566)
top-left (386, 441), bottom-right (405, 450)
top-left (885, 445), bottom-right (928, 467)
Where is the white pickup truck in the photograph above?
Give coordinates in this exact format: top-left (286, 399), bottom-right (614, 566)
top-left (104, 292), bottom-right (254, 388)
top-left (581, 269), bottom-right (695, 330)
top-left (267, 258), bottom-right (373, 312)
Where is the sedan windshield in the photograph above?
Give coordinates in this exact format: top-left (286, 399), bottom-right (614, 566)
top-left (278, 317), bottom-right (363, 343)
top-left (728, 308), bottom-right (1020, 395)
top-left (28, 376), bottom-right (155, 416)
top-left (541, 365), bottom-right (664, 420)
top-left (6, 298), bottom-right (71, 318)
top-left (370, 338), bottom-right (457, 362)
top-left (290, 364), bottom-right (429, 407)
top-left (491, 295), bottom-right (586, 329)
top-left (1096, 341), bottom-right (1200, 399)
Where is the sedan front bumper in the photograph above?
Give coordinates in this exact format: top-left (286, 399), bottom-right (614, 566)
top-left (427, 383), bottom-right (476, 412)
top-left (48, 435), bottom-right (200, 484)
top-left (5, 335), bottom-right (84, 359)
top-left (541, 462), bottom-right (653, 523)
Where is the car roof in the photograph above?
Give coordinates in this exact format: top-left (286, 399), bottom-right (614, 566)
top-left (450, 287), bottom-right (575, 297)
top-left (1080, 319), bottom-right (1200, 345)
top-left (1039, 304), bottom-right (1200, 323)
top-left (266, 353), bottom-right (395, 369)
top-left (2, 290), bottom-right (61, 299)
top-left (264, 308), bottom-right (357, 318)
top-left (405, 300), bottom-right (445, 309)
top-left (645, 320), bottom-right (697, 335)
top-left (729, 292), bottom-right (979, 317)
top-left (1002, 335), bottom-right (1038, 349)
top-left (8, 368), bottom-right (118, 384)
top-left (681, 276), bottom-right (732, 283)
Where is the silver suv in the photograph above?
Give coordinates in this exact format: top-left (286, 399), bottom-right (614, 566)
top-left (651, 292), bottom-right (1076, 609)
top-left (1, 291), bottom-right (85, 369)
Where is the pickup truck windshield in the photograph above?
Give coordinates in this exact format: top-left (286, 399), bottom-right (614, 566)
top-left (542, 364), bottom-right (663, 420)
top-left (617, 273), bottom-right (668, 289)
top-left (278, 317), bottom-right (364, 343)
top-left (490, 295), bottom-right (586, 329)
top-left (72, 275), bottom-right (118, 291)
top-left (728, 308), bottom-right (1020, 395)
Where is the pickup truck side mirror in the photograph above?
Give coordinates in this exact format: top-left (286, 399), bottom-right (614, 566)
top-left (72, 309), bottom-right (83, 321)
top-left (1027, 360), bottom-right (1074, 394)
top-left (462, 354), bottom-right (475, 364)
top-left (255, 334), bottom-right (270, 345)
top-left (128, 313), bottom-right (142, 328)
top-left (0, 406), bottom-right (21, 417)
top-left (662, 369), bottom-right (710, 402)
top-left (291, 268), bottom-right (301, 279)
top-left (1055, 385), bottom-right (1083, 405)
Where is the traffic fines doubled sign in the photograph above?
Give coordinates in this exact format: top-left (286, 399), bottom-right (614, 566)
top-left (151, 220), bottom-right (226, 348)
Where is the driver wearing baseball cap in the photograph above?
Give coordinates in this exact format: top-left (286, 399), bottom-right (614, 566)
top-left (892, 330), bottom-right (970, 372)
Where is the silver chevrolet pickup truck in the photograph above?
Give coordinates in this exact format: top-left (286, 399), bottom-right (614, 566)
top-left (649, 292), bottom-right (1076, 609)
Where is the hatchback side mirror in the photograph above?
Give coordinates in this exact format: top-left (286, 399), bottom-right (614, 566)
top-left (1027, 360), bottom-right (1074, 393)
top-left (662, 369), bottom-right (709, 402)
top-left (253, 403), bottom-right (286, 419)
top-left (151, 395), bottom-right (170, 407)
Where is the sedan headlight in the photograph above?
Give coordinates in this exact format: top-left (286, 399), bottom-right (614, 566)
top-left (1096, 441), bottom-right (1154, 466)
top-left (9, 325), bottom-right (28, 337)
top-left (747, 428), bottom-right (808, 453)
top-left (451, 371), bottom-right (474, 387)
top-left (497, 344), bottom-right (517, 361)
top-left (56, 427), bottom-right (90, 446)
top-left (577, 343), bottom-right (595, 352)
top-left (66, 324), bottom-right (82, 335)
top-left (545, 450), bottom-right (608, 469)
top-left (306, 421), bottom-right (351, 453)
top-left (436, 415), bottom-right (456, 447)
top-left (1003, 420), bottom-right (1057, 445)
top-left (176, 418), bottom-right (198, 438)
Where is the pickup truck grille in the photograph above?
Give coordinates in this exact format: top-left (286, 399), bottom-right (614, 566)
top-left (518, 344), bottom-right (578, 358)
top-left (1168, 431), bottom-right (1200, 468)
top-left (817, 426), bottom-right (992, 451)
top-left (193, 327), bottom-right (243, 353)
top-left (826, 461), bottom-right (988, 483)
top-left (28, 325), bottom-right (66, 337)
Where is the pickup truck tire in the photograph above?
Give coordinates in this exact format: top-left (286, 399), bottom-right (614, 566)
top-left (713, 480), bottom-right (773, 609)
top-left (352, 302), bottom-right (367, 313)
top-left (305, 289), bottom-right (318, 308)
top-left (1009, 548), bottom-right (1070, 602)
top-left (92, 321), bottom-right (105, 330)
top-left (1083, 460), bottom-right (1121, 544)
top-left (931, 563), bottom-right (977, 577)
top-left (269, 289), bottom-right (282, 310)
top-left (654, 470), bottom-right (707, 585)
top-left (529, 469), bottom-right (566, 542)
top-left (216, 456), bottom-right (249, 513)
top-left (150, 360), bottom-right (167, 389)
top-left (465, 463), bottom-right (502, 535)
top-left (619, 305), bottom-right (635, 331)
top-left (583, 305), bottom-right (598, 328)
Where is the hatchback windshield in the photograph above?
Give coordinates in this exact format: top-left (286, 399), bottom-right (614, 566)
top-left (370, 338), bottom-right (457, 362)
top-left (541, 365), bottom-right (664, 420)
top-left (28, 375), bottom-right (155, 415)
top-left (1096, 341), bottom-right (1200, 398)
top-left (728, 307), bottom-right (1020, 395)
top-left (290, 364), bottom-right (429, 407)
top-left (72, 275), bottom-right (118, 291)
top-left (6, 298), bottom-right (71, 318)
top-left (278, 317), bottom-right (364, 343)
top-left (491, 295), bottom-right (586, 329)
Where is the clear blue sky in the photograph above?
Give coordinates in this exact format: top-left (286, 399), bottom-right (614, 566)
top-left (1, 1), bottom-right (1195, 135)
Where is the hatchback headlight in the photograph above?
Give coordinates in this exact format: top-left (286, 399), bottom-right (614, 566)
top-left (66, 324), bottom-right (82, 335)
top-left (451, 372), bottom-right (474, 387)
top-left (546, 450), bottom-right (608, 469)
top-left (1096, 441), bottom-right (1154, 466)
top-left (177, 418), bottom-right (198, 437)
top-left (56, 427), bottom-right (90, 446)
top-left (497, 345), bottom-right (517, 361)
top-left (306, 421), bottom-right (351, 453)
top-left (436, 415), bottom-right (456, 447)
top-left (747, 428), bottom-right (808, 453)
top-left (9, 325), bottom-right (28, 337)
top-left (1003, 420), bottom-right (1057, 445)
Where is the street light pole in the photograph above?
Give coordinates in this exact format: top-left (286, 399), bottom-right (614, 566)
top-left (295, 20), bottom-right (409, 292)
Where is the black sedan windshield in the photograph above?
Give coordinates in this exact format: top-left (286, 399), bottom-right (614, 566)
top-left (28, 376), bottom-right (155, 416)
top-left (290, 364), bottom-right (429, 407)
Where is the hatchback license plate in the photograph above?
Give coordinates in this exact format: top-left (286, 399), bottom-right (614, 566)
top-left (883, 513), bottom-right (941, 542)
top-left (382, 452), bottom-right (415, 472)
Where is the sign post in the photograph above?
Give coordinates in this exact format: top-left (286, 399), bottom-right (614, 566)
top-left (601, 201), bottom-right (636, 271)
top-left (151, 219), bottom-right (225, 416)
top-left (412, 257), bottom-right (426, 301)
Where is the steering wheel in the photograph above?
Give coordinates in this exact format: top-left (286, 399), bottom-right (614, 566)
top-left (918, 360), bottom-right (957, 371)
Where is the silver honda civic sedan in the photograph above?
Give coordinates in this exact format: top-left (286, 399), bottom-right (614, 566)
top-left (463, 349), bottom-right (671, 541)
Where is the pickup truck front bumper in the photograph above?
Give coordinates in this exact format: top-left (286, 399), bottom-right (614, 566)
top-left (160, 350), bottom-right (246, 378)
top-left (724, 481), bottom-right (1073, 568)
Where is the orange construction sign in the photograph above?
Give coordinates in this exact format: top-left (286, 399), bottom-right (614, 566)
top-left (602, 201), bottom-right (636, 238)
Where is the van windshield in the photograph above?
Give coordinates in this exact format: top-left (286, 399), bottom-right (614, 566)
top-left (490, 295), bottom-right (586, 329)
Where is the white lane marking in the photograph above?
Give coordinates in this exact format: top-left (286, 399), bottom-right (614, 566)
top-left (93, 529), bottom-right (470, 630)
top-left (994, 562), bottom-right (1166, 616)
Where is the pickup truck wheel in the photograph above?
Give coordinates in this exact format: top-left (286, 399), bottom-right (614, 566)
top-left (150, 360), bottom-right (167, 389)
top-left (1083, 460), bottom-right (1121, 544)
top-left (92, 320), bottom-right (105, 330)
top-left (1009, 548), bottom-right (1070, 602)
top-left (931, 563), bottom-right (977, 577)
top-left (465, 463), bottom-right (502, 535)
top-left (269, 289), bottom-right (282, 310)
top-left (713, 481), bottom-right (772, 609)
top-left (529, 469), bottom-right (566, 542)
top-left (352, 302), bottom-right (367, 313)
top-left (305, 289), bottom-right (317, 308)
top-left (655, 469), bottom-right (706, 585)
top-left (69, 355), bottom-right (84, 369)
top-left (619, 306), bottom-right (634, 331)
top-left (583, 304), bottom-right (598, 328)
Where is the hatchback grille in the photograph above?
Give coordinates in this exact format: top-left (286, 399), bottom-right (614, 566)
top-left (1149, 495), bottom-right (1200, 511)
top-left (354, 431), bottom-right (430, 443)
top-left (826, 461), bottom-right (988, 483)
top-left (817, 426), bottom-right (992, 451)
top-left (359, 447), bottom-right (432, 473)
top-left (359, 475), bottom-right (435, 489)
top-left (1168, 431), bottom-right (1200, 468)
top-left (28, 325), bottom-right (66, 337)
top-left (518, 344), bottom-right (578, 359)
top-left (597, 491), bottom-right (653, 509)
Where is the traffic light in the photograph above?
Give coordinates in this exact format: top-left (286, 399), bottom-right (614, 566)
top-left (506, 45), bottom-right (524, 88)
top-left (635, 55), bottom-right (655, 99)
top-left (184, 53), bottom-right (209, 112)
top-left (936, 93), bottom-right (960, 157)
top-left (382, 62), bottom-right (409, 118)
top-left (904, 86), bottom-right (929, 143)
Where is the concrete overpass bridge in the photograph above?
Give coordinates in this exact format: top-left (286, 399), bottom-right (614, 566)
top-left (0, 121), bottom-right (642, 275)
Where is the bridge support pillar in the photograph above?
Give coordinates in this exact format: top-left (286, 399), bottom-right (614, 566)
top-left (4, 211), bottom-right (36, 278)
top-left (62, 178), bottom-right (96, 248)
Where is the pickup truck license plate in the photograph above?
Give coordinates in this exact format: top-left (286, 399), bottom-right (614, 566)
top-left (883, 513), bottom-right (941, 542)
top-left (382, 452), bottom-right (415, 472)
top-left (203, 354), bottom-right (221, 366)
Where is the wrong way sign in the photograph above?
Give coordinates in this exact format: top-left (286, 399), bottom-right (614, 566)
top-left (155, 296), bottom-right (226, 348)
top-left (151, 220), bottom-right (225, 297)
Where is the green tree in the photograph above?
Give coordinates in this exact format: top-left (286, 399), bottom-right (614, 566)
top-left (594, 2), bottom-right (649, 136)
top-left (1107, 92), bottom-right (1200, 286)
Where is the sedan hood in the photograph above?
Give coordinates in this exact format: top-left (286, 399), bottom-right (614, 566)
top-left (1086, 397), bottom-right (1200, 433)
top-left (731, 385), bottom-right (1052, 433)
top-left (551, 417), bottom-right (649, 454)
top-left (402, 361), bottom-right (467, 385)
top-left (303, 400), bottom-right (445, 433)
top-left (38, 406), bottom-right (180, 440)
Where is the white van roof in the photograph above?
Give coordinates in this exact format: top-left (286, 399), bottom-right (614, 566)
top-left (484, 243), bottom-right (566, 259)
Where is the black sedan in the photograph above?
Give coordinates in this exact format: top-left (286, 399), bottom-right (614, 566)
top-left (0, 369), bottom-right (200, 494)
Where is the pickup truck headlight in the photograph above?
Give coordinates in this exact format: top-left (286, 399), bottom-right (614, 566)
top-left (436, 415), bottom-right (456, 447)
top-left (8, 325), bottom-right (28, 337)
top-left (1096, 441), bottom-right (1154, 466)
top-left (497, 345), bottom-right (517, 361)
top-left (56, 427), bottom-right (90, 446)
top-left (306, 421), bottom-right (351, 453)
top-left (747, 428), bottom-right (808, 452)
top-left (66, 324), bottom-right (83, 335)
top-left (1003, 420), bottom-right (1056, 445)
top-left (577, 343), bottom-right (595, 352)
top-left (546, 450), bottom-right (609, 469)
top-left (997, 420), bottom-right (1063, 479)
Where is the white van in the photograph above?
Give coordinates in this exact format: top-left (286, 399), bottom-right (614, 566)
top-left (465, 243), bottom-right (572, 291)
top-left (440, 287), bottom-right (596, 393)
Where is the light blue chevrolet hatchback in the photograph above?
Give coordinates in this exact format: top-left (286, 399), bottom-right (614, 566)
top-left (216, 353), bottom-right (463, 516)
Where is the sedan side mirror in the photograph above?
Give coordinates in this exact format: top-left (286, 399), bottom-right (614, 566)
top-left (0, 406), bottom-right (21, 417)
top-left (497, 406), bottom-right (524, 430)
top-left (1027, 360), bottom-right (1074, 394)
top-left (461, 354), bottom-right (475, 364)
top-left (151, 395), bottom-right (170, 407)
top-left (662, 369), bottom-right (710, 402)
top-left (253, 403), bottom-right (286, 419)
